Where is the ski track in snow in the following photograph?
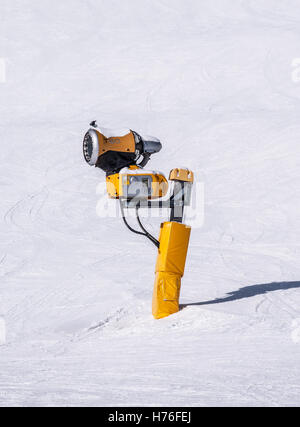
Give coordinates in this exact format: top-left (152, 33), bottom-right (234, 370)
top-left (0, 0), bottom-right (300, 406)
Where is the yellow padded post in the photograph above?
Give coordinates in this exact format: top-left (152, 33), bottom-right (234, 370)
top-left (152, 222), bottom-right (191, 319)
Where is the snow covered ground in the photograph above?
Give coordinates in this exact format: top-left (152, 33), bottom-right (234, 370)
top-left (1, 0), bottom-right (300, 407)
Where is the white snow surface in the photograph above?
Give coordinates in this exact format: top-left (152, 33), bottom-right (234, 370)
top-left (1, 0), bottom-right (300, 407)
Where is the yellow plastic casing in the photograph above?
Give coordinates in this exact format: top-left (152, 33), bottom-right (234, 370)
top-left (106, 170), bottom-right (168, 199)
top-left (106, 173), bottom-right (121, 198)
top-left (96, 130), bottom-right (136, 156)
top-left (169, 168), bottom-right (194, 183)
top-left (152, 221), bottom-right (191, 319)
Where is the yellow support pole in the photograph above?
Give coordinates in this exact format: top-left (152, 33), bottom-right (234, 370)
top-left (152, 221), bottom-right (191, 319)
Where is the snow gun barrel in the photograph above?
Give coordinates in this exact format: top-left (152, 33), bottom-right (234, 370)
top-left (83, 122), bottom-right (162, 175)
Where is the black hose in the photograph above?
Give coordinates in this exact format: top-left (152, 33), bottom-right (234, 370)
top-left (119, 200), bottom-right (159, 249)
top-left (136, 206), bottom-right (160, 248)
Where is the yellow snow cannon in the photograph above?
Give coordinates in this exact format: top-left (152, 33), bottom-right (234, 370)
top-left (83, 121), bottom-right (194, 319)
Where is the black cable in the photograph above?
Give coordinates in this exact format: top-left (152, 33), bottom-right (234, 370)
top-left (119, 200), bottom-right (146, 237)
top-left (136, 206), bottom-right (160, 248)
top-left (119, 200), bottom-right (160, 249)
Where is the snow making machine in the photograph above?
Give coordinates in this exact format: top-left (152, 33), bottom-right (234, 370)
top-left (83, 121), bottom-right (194, 319)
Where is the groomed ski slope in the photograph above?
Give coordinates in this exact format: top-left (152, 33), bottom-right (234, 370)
top-left (1, 0), bottom-right (300, 406)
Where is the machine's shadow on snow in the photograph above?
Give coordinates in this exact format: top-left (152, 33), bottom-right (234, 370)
top-left (181, 281), bottom-right (300, 308)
